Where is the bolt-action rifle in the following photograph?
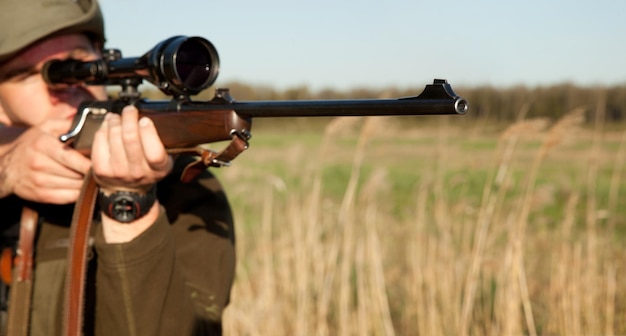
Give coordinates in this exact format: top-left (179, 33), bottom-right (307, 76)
top-left (39, 35), bottom-right (468, 336)
top-left (43, 36), bottom-right (468, 173)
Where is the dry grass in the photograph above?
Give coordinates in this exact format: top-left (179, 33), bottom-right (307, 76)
top-left (216, 109), bottom-right (626, 335)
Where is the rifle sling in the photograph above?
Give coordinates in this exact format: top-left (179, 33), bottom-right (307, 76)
top-left (63, 172), bottom-right (98, 336)
top-left (171, 133), bottom-right (249, 182)
top-left (6, 206), bottom-right (38, 336)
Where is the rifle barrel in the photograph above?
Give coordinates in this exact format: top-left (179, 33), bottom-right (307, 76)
top-left (148, 79), bottom-right (469, 117)
top-left (178, 97), bottom-right (467, 118)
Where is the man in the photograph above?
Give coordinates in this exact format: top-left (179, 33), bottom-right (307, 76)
top-left (0, 0), bottom-right (236, 335)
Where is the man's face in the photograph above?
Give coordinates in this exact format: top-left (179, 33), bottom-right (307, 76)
top-left (0, 33), bottom-right (107, 127)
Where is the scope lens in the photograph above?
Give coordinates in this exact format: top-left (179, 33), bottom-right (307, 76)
top-left (176, 39), bottom-right (212, 90)
top-left (148, 36), bottom-right (220, 95)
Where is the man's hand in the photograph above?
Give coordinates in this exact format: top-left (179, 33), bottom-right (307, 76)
top-left (0, 120), bottom-right (91, 203)
top-left (91, 105), bottom-right (173, 243)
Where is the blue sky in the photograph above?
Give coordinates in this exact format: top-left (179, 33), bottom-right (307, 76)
top-left (100, 0), bottom-right (625, 91)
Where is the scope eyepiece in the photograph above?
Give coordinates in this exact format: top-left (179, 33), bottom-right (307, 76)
top-left (42, 35), bottom-right (220, 97)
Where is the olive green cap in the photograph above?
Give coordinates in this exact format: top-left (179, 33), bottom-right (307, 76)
top-left (0, 0), bottom-right (105, 64)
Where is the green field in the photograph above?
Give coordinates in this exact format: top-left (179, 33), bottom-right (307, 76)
top-left (212, 114), bottom-right (626, 335)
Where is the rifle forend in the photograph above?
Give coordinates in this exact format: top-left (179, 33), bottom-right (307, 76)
top-left (42, 36), bottom-right (469, 168)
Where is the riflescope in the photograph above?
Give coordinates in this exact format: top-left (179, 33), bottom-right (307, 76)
top-left (43, 36), bottom-right (220, 97)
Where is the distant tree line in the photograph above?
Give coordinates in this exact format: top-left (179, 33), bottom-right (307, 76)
top-left (135, 81), bottom-right (626, 123)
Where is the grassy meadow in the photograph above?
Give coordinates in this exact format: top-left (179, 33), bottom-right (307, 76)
top-left (210, 106), bottom-right (626, 335)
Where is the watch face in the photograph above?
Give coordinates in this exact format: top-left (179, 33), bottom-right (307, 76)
top-left (99, 186), bottom-right (156, 223)
top-left (109, 194), bottom-right (140, 223)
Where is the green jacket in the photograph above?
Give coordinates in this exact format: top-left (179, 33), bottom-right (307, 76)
top-left (0, 159), bottom-right (236, 336)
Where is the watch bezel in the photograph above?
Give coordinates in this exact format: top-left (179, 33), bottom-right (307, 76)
top-left (98, 186), bottom-right (157, 223)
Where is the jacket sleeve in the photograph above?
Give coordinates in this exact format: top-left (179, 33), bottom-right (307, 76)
top-left (92, 169), bottom-right (236, 336)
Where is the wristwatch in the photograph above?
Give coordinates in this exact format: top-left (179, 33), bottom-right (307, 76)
top-left (98, 185), bottom-right (157, 223)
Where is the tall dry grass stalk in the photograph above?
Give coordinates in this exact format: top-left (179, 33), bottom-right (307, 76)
top-left (459, 100), bottom-right (539, 335)
top-left (222, 100), bottom-right (626, 335)
top-left (607, 105), bottom-right (626, 232)
top-left (505, 107), bottom-right (585, 336)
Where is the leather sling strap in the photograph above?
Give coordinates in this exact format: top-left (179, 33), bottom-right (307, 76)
top-left (63, 172), bottom-right (98, 336)
top-left (6, 207), bottom-right (38, 336)
top-left (171, 132), bottom-right (250, 183)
